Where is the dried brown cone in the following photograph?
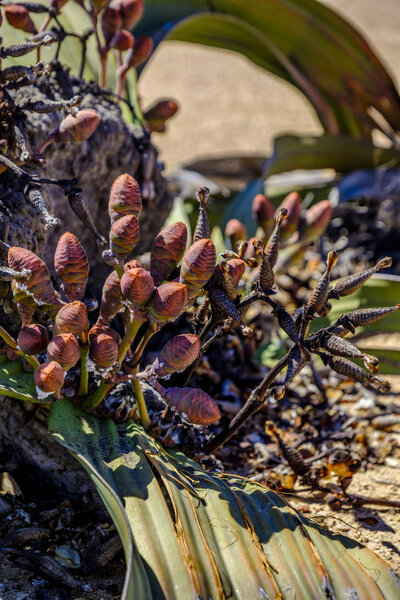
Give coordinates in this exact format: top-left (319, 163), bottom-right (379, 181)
top-left (149, 282), bottom-right (187, 323)
top-left (327, 355), bottom-right (390, 392)
top-left (253, 239), bottom-right (275, 292)
top-left (180, 239), bottom-right (216, 298)
top-left (305, 250), bottom-right (337, 317)
top-left (108, 174), bottom-right (142, 223)
top-left (121, 267), bottom-right (155, 306)
top-left (34, 361), bottom-right (64, 394)
top-left (47, 333), bottom-right (80, 370)
top-left (218, 262), bottom-right (240, 301)
top-left (109, 214), bottom-right (140, 261)
top-left (18, 324), bottom-right (49, 355)
top-left (273, 345), bottom-right (308, 400)
top-left (208, 286), bottom-right (243, 326)
top-left (264, 208), bottom-right (288, 268)
top-left (99, 271), bottom-right (123, 323)
top-left (330, 257), bottom-right (392, 299)
top-left (163, 387), bottom-right (220, 425)
top-left (54, 301), bottom-right (89, 336)
top-left (321, 334), bottom-right (379, 372)
top-left (89, 328), bottom-right (119, 369)
top-left (8, 247), bottom-right (62, 309)
top-left (150, 222), bottom-right (188, 286)
top-left (150, 334), bottom-right (201, 379)
top-left (54, 232), bottom-right (89, 301)
top-left (193, 187), bottom-right (211, 242)
top-left (273, 306), bottom-right (307, 354)
top-left (340, 304), bottom-right (400, 331)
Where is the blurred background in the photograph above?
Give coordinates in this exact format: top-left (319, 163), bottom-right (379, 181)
top-left (139, 0), bottom-right (400, 172)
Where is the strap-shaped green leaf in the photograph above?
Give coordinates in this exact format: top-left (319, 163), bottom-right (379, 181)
top-left (141, 0), bottom-right (400, 136)
top-left (49, 399), bottom-right (400, 599)
top-left (0, 353), bottom-right (41, 403)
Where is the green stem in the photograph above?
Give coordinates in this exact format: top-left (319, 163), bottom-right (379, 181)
top-left (0, 325), bottom-right (18, 350)
top-left (79, 347), bottom-right (89, 396)
top-left (114, 263), bottom-right (124, 279)
top-left (130, 324), bottom-right (156, 366)
top-left (131, 378), bottom-right (151, 430)
top-left (82, 380), bottom-right (113, 411)
top-left (117, 318), bottom-right (141, 364)
top-left (15, 351), bottom-right (40, 370)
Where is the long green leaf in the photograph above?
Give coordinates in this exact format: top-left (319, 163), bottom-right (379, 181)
top-left (49, 398), bottom-right (400, 599)
top-left (267, 135), bottom-right (400, 176)
top-left (0, 353), bottom-right (42, 403)
top-left (142, 0), bottom-right (400, 136)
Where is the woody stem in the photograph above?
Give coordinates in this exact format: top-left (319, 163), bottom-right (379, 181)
top-left (205, 351), bottom-right (291, 454)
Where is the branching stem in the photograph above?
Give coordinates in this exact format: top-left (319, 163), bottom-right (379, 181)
top-left (205, 351), bottom-right (291, 453)
top-left (117, 318), bottom-right (141, 364)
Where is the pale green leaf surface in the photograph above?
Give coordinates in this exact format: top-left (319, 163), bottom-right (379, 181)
top-left (0, 353), bottom-right (42, 403)
top-left (267, 135), bottom-right (400, 176)
top-left (49, 399), bottom-right (399, 599)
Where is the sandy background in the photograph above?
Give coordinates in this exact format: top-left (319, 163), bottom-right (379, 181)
top-left (139, 0), bottom-right (400, 174)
